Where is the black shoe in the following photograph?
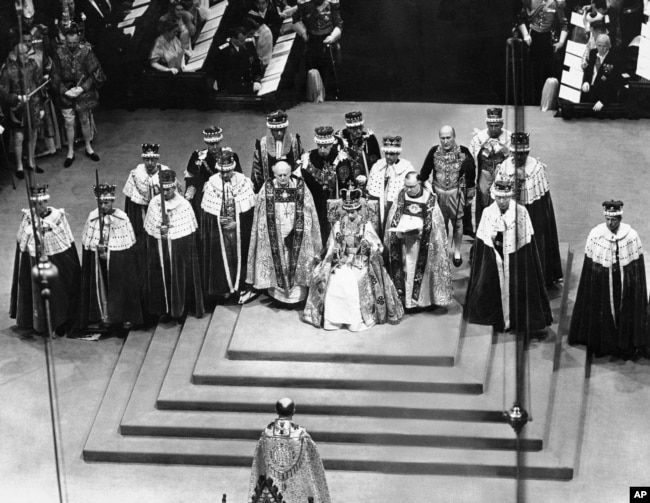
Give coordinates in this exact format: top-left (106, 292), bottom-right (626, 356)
top-left (64, 155), bottom-right (75, 168)
top-left (16, 170), bottom-right (25, 180)
top-left (453, 256), bottom-right (463, 267)
top-left (31, 165), bottom-right (44, 174)
top-left (85, 150), bottom-right (100, 162)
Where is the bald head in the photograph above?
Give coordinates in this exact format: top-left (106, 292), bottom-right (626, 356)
top-left (273, 161), bottom-right (292, 187)
top-left (439, 125), bottom-right (456, 152)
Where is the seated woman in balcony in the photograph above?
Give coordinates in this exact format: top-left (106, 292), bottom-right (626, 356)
top-left (150, 18), bottom-right (186, 75)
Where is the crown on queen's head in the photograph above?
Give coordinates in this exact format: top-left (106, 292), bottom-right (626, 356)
top-left (314, 126), bottom-right (335, 145)
top-left (266, 110), bottom-right (289, 130)
top-left (345, 110), bottom-right (364, 128)
top-left (602, 200), bottom-right (624, 217)
top-left (340, 187), bottom-right (363, 211)
top-left (30, 184), bottom-right (50, 202)
top-left (510, 132), bottom-right (530, 152)
top-left (160, 169), bottom-right (177, 189)
top-left (94, 183), bottom-right (117, 201)
top-left (141, 143), bottom-right (160, 158)
top-left (202, 126), bottom-right (223, 144)
top-left (486, 107), bottom-right (504, 123)
top-left (382, 135), bottom-right (402, 154)
top-left (216, 148), bottom-right (236, 172)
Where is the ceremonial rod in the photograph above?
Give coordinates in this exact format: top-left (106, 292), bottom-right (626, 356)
top-left (16, 1), bottom-right (67, 501)
top-left (505, 36), bottom-right (529, 503)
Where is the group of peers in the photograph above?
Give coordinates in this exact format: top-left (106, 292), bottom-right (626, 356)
top-left (0, 12), bottom-right (105, 178)
top-left (516, 0), bottom-right (645, 110)
top-left (150, 0), bottom-right (342, 98)
top-left (9, 107), bottom-right (649, 358)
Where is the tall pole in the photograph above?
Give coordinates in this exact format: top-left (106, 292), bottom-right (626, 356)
top-left (505, 36), bottom-right (529, 503)
top-left (16, 1), bottom-right (67, 501)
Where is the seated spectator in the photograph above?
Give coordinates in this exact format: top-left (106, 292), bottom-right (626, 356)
top-left (182, 0), bottom-right (209, 35)
top-left (581, 0), bottom-right (610, 69)
top-left (212, 26), bottom-right (262, 94)
top-left (243, 15), bottom-right (273, 69)
top-left (248, 0), bottom-right (283, 41)
top-left (150, 18), bottom-right (186, 74)
top-left (275, 0), bottom-right (298, 20)
top-left (581, 34), bottom-right (623, 112)
top-left (159, 1), bottom-right (196, 51)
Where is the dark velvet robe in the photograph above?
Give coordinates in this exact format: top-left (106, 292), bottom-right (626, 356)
top-left (79, 247), bottom-right (143, 329)
top-left (463, 201), bottom-right (552, 332)
top-left (10, 245), bottom-right (81, 335)
top-left (569, 223), bottom-right (648, 356)
top-left (144, 233), bottom-right (204, 318)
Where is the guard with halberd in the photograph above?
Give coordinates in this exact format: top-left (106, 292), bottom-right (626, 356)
top-left (80, 183), bottom-right (142, 337)
top-left (185, 126), bottom-right (243, 217)
top-left (248, 398), bottom-right (331, 503)
top-left (299, 125), bottom-right (353, 246)
top-left (469, 107), bottom-right (512, 232)
top-left (10, 184), bottom-right (81, 336)
top-left (495, 132), bottom-right (562, 287)
top-left (0, 42), bottom-right (46, 177)
top-left (200, 149), bottom-right (257, 303)
top-left (335, 110), bottom-right (380, 187)
top-left (143, 169), bottom-right (204, 320)
top-left (251, 110), bottom-right (303, 193)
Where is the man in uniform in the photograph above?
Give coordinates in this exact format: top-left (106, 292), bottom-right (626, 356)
top-left (335, 110), bottom-right (380, 188)
top-left (51, 23), bottom-right (105, 168)
top-left (366, 135), bottom-right (416, 236)
top-left (200, 150), bottom-right (257, 304)
top-left (185, 126), bottom-right (243, 217)
top-left (79, 183), bottom-right (142, 338)
top-left (495, 132), bottom-right (562, 287)
top-left (420, 125), bottom-right (476, 267)
top-left (0, 42), bottom-right (45, 178)
top-left (212, 26), bottom-right (263, 94)
top-left (251, 110), bottom-right (303, 193)
top-left (10, 184), bottom-right (81, 337)
top-left (463, 177), bottom-right (552, 333)
top-left (516, 0), bottom-right (568, 103)
top-left (143, 170), bottom-right (204, 320)
top-left (469, 107), bottom-right (511, 232)
top-left (247, 161), bottom-right (321, 306)
top-left (385, 172), bottom-right (453, 310)
top-left (299, 125), bottom-right (352, 246)
top-left (249, 398), bottom-right (331, 503)
top-left (292, 0), bottom-right (343, 99)
top-left (569, 201), bottom-right (648, 358)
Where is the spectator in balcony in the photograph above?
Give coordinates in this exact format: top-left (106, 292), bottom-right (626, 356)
top-left (213, 26), bottom-right (262, 94)
top-left (244, 15), bottom-right (273, 70)
top-left (581, 34), bottom-right (623, 112)
top-left (248, 0), bottom-right (283, 41)
top-left (150, 18), bottom-right (186, 74)
top-left (182, 0), bottom-right (209, 33)
top-left (160, 1), bottom-right (196, 51)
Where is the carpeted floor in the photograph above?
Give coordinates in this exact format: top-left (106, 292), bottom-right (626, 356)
top-left (0, 102), bottom-right (649, 503)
